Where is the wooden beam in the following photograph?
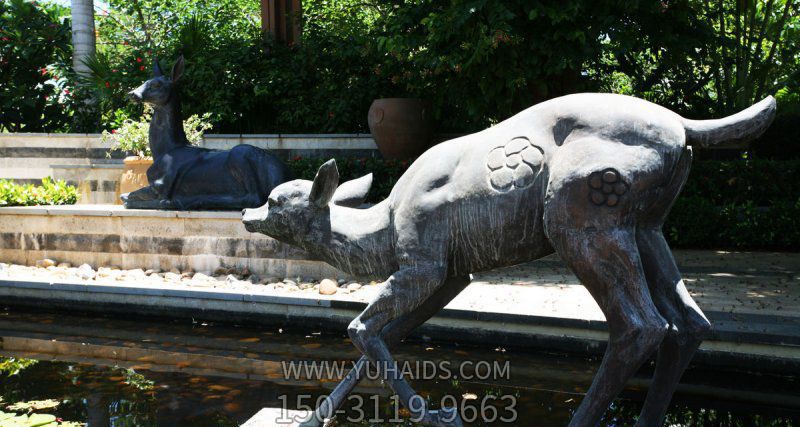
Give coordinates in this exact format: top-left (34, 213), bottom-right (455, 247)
top-left (260, 0), bottom-right (302, 44)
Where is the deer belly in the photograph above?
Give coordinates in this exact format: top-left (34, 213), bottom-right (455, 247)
top-left (447, 188), bottom-right (550, 275)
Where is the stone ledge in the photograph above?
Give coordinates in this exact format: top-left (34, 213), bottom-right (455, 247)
top-left (0, 204), bottom-right (242, 218)
top-left (0, 133), bottom-right (379, 151)
top-left (0, 205), bottom-right (339, 278)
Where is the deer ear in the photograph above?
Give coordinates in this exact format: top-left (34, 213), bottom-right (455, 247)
top-left (332, 173), bottom-right (372, 207)
top-left (153, 58), bottom-right (163, 77)
top-left (171, 55), bottom-right (185, 82)
top-left (309, 159), bottom-right (339, 208)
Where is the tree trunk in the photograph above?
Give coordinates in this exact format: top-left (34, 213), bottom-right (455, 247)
top-left (70, 0), bottom-right (95, 77)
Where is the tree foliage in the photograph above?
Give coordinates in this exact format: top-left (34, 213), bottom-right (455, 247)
top-left (0, 0), bottom-right (72, 132)
top-left (2, 0), bottom-right (797, 147)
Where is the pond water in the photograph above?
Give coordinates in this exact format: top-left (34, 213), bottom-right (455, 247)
top-left (0, 307), bottom-right (798, 426)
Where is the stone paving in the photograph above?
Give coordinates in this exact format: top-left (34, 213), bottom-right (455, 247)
top-left (2, 250), bottom-right (797, 327)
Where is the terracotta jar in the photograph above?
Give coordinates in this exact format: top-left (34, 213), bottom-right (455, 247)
top-left (368, 98), bottom-right (434, 160)
top-left (118, 156), bottom-right (153, 201)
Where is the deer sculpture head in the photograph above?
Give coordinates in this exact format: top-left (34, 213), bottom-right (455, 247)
top-left (128, 55), bottom-right (184, 106)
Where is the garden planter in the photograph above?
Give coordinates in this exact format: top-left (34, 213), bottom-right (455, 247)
top-left (368, 98), bottom-right (434, 160)
top-left (118, 156), bottom-right (152, 200)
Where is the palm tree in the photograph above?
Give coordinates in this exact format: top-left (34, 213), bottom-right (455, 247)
top-left (70, 0), bottom-right (95, 77)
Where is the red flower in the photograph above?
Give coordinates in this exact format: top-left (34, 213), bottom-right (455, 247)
top-left (104, 82), bottom-right (110, 88)
top-left (63, 89), bottom-right (70, 95)
top-left (136, 57), bottom-right (142, 63)
top-left (112, 69), bottom-right (118, 73)
top-left (40, 67), bottom-right (47, 76)
top-left (292, 155), bottom-right (302, 161)
top-left (111, 129), bottom-right (117, 134)
top-left (139, 65), bottom-right (145, 71)
top-left (1, 37), bottom-right (9, 41)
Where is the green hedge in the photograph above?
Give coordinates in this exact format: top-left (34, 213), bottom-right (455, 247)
top-left (287, 158), bottom-right (799, 251)
top-left (0, 178), bottom-right (79, 207)
top-left (665, 160), bottom-right (800, 250)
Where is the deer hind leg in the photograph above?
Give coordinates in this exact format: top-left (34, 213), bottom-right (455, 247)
top-left (306, 275), bottom-right (471, 426)
top-left (548, 226), bottom-right (667, 427)
top-left (634, 145), bottom-right (709, 426)
top-left (635, 229), bottom-right (710, 426)
top-left (544, 139), bottom-right (672, 427)
top-left (347, 265), bottom-right (464, 427)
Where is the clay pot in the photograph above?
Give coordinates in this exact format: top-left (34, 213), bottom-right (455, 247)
top-left (368, 98), bottom-right (434, 159)
top-left (118, 156), bottom-right (153, 200)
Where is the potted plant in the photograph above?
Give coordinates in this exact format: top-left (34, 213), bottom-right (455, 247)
top-left (367, 58), bottom-right (434, 160)
top-left (102, 108), bottom-right (212, 198)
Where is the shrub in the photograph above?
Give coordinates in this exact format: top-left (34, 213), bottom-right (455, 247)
top-left (0, 178), bottom-right (79, 207)
top-left (0, 0), bottom-right (73, 132)
top-left (101, 108), bottom-right (213, 158)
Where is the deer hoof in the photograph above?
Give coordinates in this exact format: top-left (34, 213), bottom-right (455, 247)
top-left (421, 406), bottom-right (463, 427)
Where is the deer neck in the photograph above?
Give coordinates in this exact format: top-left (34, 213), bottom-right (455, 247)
top-left (307, 200), bottom-right (396, 277)
top-left (149, 93), bottom-right (187, 159)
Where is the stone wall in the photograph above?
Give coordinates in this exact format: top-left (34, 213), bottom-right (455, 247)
top-left (0, 205), bottom-right (343, 279)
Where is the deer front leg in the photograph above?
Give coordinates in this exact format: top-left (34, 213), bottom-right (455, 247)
top-left (346, 265), bottom-right (463, 427)
top-left (305, 275), bottom-right (471, 426)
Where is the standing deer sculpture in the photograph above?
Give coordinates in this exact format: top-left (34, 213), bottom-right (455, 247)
top-left (243, 93), bottom-right (776, 427)
top-left (124, 56), bottom-right (291, 210)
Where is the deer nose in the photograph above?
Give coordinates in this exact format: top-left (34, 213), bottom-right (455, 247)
top-left (241, 209), bottom-right (247, 217)
top-left (127, 90), bottom-right (142, 102)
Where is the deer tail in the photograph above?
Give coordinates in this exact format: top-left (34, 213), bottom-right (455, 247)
top-left (681, 96), bottom-right (777, 148)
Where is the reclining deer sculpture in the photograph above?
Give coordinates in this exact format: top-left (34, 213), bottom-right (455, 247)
top-left (124, 56), bottom-right (290, 210)
top-left (243, 93), bottom-right (776, 427)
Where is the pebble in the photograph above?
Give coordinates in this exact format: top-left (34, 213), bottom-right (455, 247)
top-left (144, 268), bottom-right (161, 275)
top-left (283, 279), bottom-right (297, 287)
top-left (164, 272), bottom-right (182, 282)
top-left (36, 259), bottom-right (56, 268)
top-left (346, 282), bottom-right (362, 291)
top-left (57, 262), bottom-right (72, 269)
top-left (192, 273), bottom-right (213, 282)
top-left (77, 264), bottom-right (96, 280)
top-left (319, 279), bottom-right (338, 295)
top-left (169, 268), bottom-right (180, 274)
top-left (299, 282), bottom-right (314, 290)
top-left (246, 274), bottom-right (260, 284)
top-left (214, 267), bottom-right (230, 276)
top-left (127, 269), bottom-right (147, 280)
top-left (225, 274), bottom-right (239, 285)
top-left (337, 278), bottom-right (347, 285)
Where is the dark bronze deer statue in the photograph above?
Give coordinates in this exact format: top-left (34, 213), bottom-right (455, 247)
top-left (245, 93), bottom-right (776, 426)
top-left (124, 56), bottom-right (290, 210)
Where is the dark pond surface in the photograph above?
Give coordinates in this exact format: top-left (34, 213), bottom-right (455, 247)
top-left (0, 306), bottom-right (798, 426)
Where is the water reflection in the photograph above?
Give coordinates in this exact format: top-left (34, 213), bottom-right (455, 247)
top-left (0, 308), bottom-right (798, 426)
